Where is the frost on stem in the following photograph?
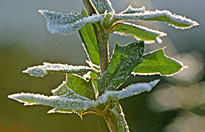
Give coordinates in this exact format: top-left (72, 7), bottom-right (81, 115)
top-left (23, 62), bottom-right (94, 77)
top-left (114, 9), bottom-right (199, 29)
top-left (39, 9), bottom-right (104, 34)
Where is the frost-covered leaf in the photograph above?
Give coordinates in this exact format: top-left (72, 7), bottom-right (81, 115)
top-left (109, 101), bottom-right (130, 132)
top-left (97, 41), bottom-right (144, 94)
top-left (97, 80), bottom-right (159, 104)
top-left (113, 22), bottom-right (166, 44)
top-left (114, 9), bottom-right (199, 29)
top-left (8, 93), bottom-right (94, 111)
top-left (66, 73), bottom-right (95, 100)
top-left (132, 48), bottom-right (185, 76)
top-left (23, 62), bottom-right (94, 77)
top-left (79, 8), bottom-right (100, 65)
top-left (39, 9), bottom-right (104, 34)
top-left (89, 0), bottom-right (114, 14)
top-left (120, 5), bottom-right (145, 14)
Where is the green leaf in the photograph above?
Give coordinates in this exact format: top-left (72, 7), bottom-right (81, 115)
top-left (132, 48), bottom-right (185, 76)
top-left (23, 62), bottom-right (94, 77)
top-left (8, 93), bottom-right (94, 111)
top-left (114, 9), bottom-right (199, 29)
top-left (39, 9), bottom-right (104, 34)
top-left (79, 8), bottom-right (100, 65)
top-left (66, 73), bottom-right (95, 100)
top-left (52, 81), bottom-right (90, 100)
top-left (113, 22), bottom-right (166, 44)
top-left (97, 41), bottom-right (144, 94)
top-left (89, 0), bottom-right (114, 14)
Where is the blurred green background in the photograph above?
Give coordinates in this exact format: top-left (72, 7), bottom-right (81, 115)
top-left (0, 0), bottom-right (204, 132)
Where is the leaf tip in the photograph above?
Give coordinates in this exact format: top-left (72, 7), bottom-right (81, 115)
top-left (38, 9), bottom-right (46, 15)
top-left (22, 67), bottom-right (47, 77)
top-left (150, 79), bottom-right (160, 88)
top-left (183, 65), bottom-right (188, 69)
top-left (163, 46), bottom-right (168, 50)
top-left (38, 9), bottom-right (43, 14)
top-left (8, 94), bottom-right (14, 100)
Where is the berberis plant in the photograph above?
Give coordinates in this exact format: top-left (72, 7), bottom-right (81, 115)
top-left (8, 0), bottom-right (199, 131)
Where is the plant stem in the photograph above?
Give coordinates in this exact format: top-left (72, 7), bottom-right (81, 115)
top-left (96, 29), bottom-right (110, 73)
top-left (103, 108), bottom-right (117, 132)
top-left (82, 0), bottom-right (110, 73)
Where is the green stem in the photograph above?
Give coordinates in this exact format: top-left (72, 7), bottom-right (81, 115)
top-left (96, 29), bottom-right (110, 73)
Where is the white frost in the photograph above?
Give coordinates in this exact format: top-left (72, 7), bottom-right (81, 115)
top-left (23, 62), bottom-right (93, 77)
